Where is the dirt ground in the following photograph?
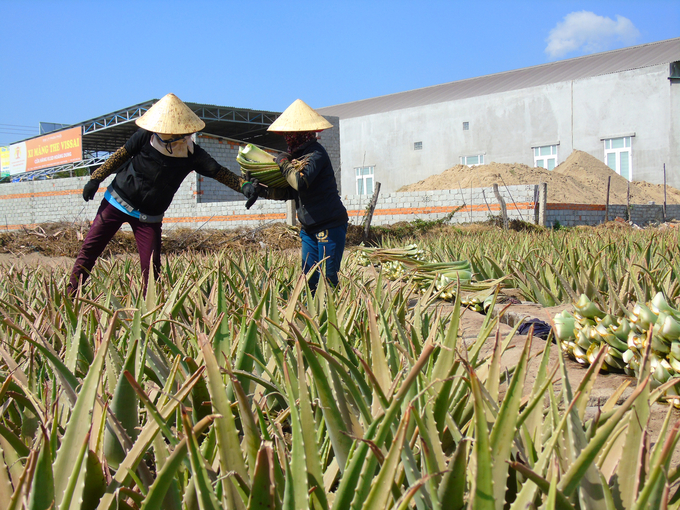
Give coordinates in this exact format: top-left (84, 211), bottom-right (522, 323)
top-left (398, 150), bottom-right (680, 205)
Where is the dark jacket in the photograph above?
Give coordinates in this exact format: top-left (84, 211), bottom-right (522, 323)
top-left (272, 140), bottom-right (348, 234)
top-left (111, 129), bottom-right (230, 216)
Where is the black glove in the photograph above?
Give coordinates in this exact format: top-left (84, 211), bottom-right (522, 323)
top-left (275, 152), bottom-right (291, 167)
top-left (82, 179), bottom-right (100, 201)
top-left (242, 178), bottom-right (261, 209)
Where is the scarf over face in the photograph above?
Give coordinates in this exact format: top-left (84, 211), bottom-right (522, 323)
top-left (283, 132), bottom-right (317, 155)
top-left (151, 133), bottom-right (195, 158)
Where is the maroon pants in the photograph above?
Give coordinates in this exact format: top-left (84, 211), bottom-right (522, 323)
top-left (68, 200), bottom-right (162, 295)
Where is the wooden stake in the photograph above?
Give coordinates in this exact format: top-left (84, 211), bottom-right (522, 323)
top-left (605, 176), bottom-right (611, 223)
top-left (663, 163), bottom-right (667, 223)
top-left (363, 182), bottom-right (381, 242)
top-left (492, 183), bottom-right (508, 230)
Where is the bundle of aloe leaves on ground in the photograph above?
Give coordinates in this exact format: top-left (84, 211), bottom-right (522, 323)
top-left (357, 244), bottom-right (506, 302)
top-left (236, 143), bottom-right (310, 188)
top-left (1, 251), bottom-right (680, 508)
top-left (555, 292), bottom-right (680, 397)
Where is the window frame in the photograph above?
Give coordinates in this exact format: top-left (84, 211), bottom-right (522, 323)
top-left (533, 144), bottom-right (559, 170)
top-left (460, 154), bottom-right (484, 166)
top-left (355, 165), bottom-right (375, 195)
top-left (603, 136), bottom-right (633, 180)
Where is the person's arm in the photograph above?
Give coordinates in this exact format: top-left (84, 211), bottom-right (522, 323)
top-left (192, 146), bottom-right (248, 193)
top-left (211, 166), bottom-right (247, 193)
top-left (90, 147), bottom-right (130, 181)
top-left (275, 149), bottom-right (325, 191)
top-left (82, 129), bottom-right (149, 201)
top-left (263, 186), bottom-right (296, 201)
top-left (82, 146), bottom-right (131, 201)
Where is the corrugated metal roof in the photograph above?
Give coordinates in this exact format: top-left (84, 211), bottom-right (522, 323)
top-left (318, 38), bottom-right (680, 119)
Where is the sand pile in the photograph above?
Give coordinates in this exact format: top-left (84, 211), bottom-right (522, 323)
top-left (398, 150), bottom-right (680, 205)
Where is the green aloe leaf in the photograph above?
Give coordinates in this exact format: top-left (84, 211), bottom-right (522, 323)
top-left (141, 416), bottom-right (215, 510)
top-left (632, 420), bottom-right (680, 510)
top-left (509, 461), bottom-right (575, 510)
top-left (53, 311), bottom-right (114, 507)
top-left (489, 334), bottom-right (531, 509)
top-left (437, 439), bottom-right (467, 510)
top-left (97, 365), bottom-right (206, 510)
top-left (556, 346), bottom-right (608, 510)
top-left (104, 339), bottom-right (139, 469)
top-left (198, 332), bottom-right (248, 510)
top-left (180, 409), bottom-right (222, 510)
top-left (558, 376), bottom-right (650, 498)
top-left (27, 427), bottom-right (54, 510)
top-left (331, 416), bottom-right (383, 510)
top-left (7, 450), bottom-right (38, 510)
top-left (296, 334), bottom-right (353, 472)
top-left (247, 442), bottom-right (280, 510)
top-left (361, 407), bottom-right (411, 510)
top-left (468, 366), bottom-right (495, 510)
top-left (282, 355), bottom-right (309, 510)
top-left (57, 429), bottom-right (90, 510)
top-left (295, 342), bottom-right (328, 510)
top-left (510, 386), bottom-right (579, 510)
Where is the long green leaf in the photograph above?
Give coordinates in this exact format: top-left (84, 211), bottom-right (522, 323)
top-left (53, 311), bottom-right (114, 507)
top-left (198, 332), bottom-right (248, 510)
top-left (468, 367), bottom-right (495, 510)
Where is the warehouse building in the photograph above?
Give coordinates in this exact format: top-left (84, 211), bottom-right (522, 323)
top-left (318, 37), bottom-right (680, 196)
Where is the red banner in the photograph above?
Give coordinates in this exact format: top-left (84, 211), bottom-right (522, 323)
top-left (9, 126), bottom-right (82, 174)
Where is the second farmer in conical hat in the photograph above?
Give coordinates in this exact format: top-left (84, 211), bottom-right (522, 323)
top-left (68, 93), bottom-right (260, 295)
top-left (257, 99), bottom-right (348, 292)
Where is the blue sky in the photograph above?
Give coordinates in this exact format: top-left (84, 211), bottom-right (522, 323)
top-left (1, 0), bottom-right (678, 147)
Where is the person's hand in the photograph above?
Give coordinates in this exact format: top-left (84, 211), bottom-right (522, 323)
top-left (242, 179), bottom-right (262, 209)
top-left (275, 152), bottom-right (291, 167)
top-left (82, 179), bottom-right (100, 201)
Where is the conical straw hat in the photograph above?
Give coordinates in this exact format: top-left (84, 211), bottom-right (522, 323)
top-left (267, 99), bottom-right (333, 133)
top-left (135, 93), bottom-right (206, 134)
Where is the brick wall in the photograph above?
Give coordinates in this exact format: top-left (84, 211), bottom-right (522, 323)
top-left (342, 184), bottom-right (539, 226)
top-left (545, 203), bottom-right (680, 227)
top-left (2, 171), bottom-right (678, 232)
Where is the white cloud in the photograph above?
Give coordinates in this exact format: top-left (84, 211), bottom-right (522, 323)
top-left (545, 11), bottom-right (641, 59)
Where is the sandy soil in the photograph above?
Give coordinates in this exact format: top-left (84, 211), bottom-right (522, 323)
top-left (398, 150), bottom-right (680, 205)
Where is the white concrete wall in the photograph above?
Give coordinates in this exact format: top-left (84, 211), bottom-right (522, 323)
top-left (338, 64), bottom-right (678, 194)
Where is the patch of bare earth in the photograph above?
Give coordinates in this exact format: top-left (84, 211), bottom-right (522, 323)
top-left (398, 150), bottom-right (680, 205)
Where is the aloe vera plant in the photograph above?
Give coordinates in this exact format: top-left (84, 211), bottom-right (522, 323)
top-left (0, 229), bottom-right (678, 509)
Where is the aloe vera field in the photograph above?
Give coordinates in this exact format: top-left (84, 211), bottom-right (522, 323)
top-left (1, 220), bottom-right (680, 510)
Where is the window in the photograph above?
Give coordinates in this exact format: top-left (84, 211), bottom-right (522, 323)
top-left (355, 166), bottom-right (374, 195)
top-left (671, 61), bottom-right (680, 80)
top-left (603, 136), bottom-right (632, 180)
top-left (414, 141), bottom-right (422, 150)
top-left (460, 154), bottom-right (484, 166)
top-left (534, 145), bottom-right (558, 170)
top-left (463, 122), bottom-right (469, 131)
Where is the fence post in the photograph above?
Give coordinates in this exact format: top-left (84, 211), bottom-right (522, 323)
top-left (363, 182), bottom-right (381, 242)
top-left (286, 200), bottom-right (297, 226)
top-left (492, 183), bottom-right (508, 230)
top-left (605, 176), bottom-right (611, 223)
top-left (539, 182), bottom-right (547, 227)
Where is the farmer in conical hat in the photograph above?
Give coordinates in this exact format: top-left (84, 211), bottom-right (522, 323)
top-left (259, 99), bottom-right (348, 292)
top-left (68, 93), bottom-right (260, 295)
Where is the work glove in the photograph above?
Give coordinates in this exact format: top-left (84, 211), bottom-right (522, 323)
top-left (275, 152), bottom-right (291, 167)
top-left (242, 178), bottom-right (262, 209)
top-left (82, 179), bottom-right (101, 201)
